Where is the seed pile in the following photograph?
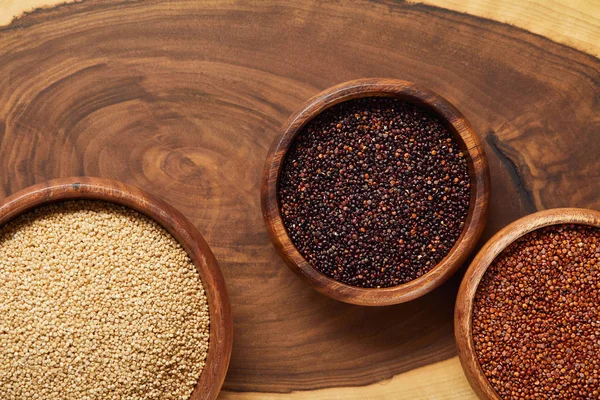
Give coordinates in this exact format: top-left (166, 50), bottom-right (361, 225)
top-left (473, 224), bottom-right (600, 399)
top-left (0, 201), bottom-right (209, 400)
top-left (278, 97), bottom-right (470, 288)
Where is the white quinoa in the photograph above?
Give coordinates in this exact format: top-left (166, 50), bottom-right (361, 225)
top-left (0, 200), bottom-right (210, 400)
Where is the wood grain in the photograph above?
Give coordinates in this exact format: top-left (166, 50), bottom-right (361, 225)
top-left (455, 208), bottom-right (600, 400)
top-left (420, 0), bottom-right (600, 57)
top-left (262, 78), bottom-right (490, 306)
top-left (2, 0), bottom-right (599, 57)
top-left (0, 0), bottom-right (598, 397)
top-left (0, 0), bottom-right (72, 25)
top-left (0, 177), bottom-right (233, 400)
top-left (221, 357), bottom-right (477, 400)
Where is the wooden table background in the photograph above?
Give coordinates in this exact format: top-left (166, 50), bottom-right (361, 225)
top-left (0, 0), bottom-right (598, 398)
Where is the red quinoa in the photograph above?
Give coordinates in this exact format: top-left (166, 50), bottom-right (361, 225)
top-left (473, 224), bottom-right (600, 399)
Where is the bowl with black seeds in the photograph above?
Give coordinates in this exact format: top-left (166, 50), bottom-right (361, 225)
top-left (262, 79), bottom-right (490, 306)
top-left (455, 208), bottom-right (600, 400)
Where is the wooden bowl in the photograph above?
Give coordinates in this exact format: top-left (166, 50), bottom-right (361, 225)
top-left (0, 177), bottom-right (232, 400)
top-left (455, 208), bottom-right (600, 399)
top-left (262, 78), bottom-right (490, 306)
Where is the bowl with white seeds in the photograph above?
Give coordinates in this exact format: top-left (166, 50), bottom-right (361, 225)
top-left (0, 177), bottom-right (232, 400)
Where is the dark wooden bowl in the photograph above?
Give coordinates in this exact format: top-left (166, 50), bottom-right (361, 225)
top-left (455, 208), bottom-right (600, 399)
top-left (262, 78), bottom-right (490, 306)
top-left (0, 177), bottom-right (233, 400)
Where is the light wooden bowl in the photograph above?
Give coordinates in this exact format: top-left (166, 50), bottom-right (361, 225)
top-left (0, 177), bottom-right (233, 400)
top-left (455, 207), bottom-right (600, 399)
top-left (262, 78), bottom-right (490, 306)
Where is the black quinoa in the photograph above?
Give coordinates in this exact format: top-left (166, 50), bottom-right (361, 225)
top-left (278, 97), bottom-right (470, 288)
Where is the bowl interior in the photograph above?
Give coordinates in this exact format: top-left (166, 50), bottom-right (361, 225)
top-left (263, 79), bottom-right (490, 306)
top-left (0, 178), bottom-right (232, 400)
top-left (455, 208), bottom-right (600, 400)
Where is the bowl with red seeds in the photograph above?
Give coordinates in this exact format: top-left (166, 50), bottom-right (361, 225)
top-left (262, 79), bottom-right (490, 306)
top-left (455, 208), bottom-right (600, 399)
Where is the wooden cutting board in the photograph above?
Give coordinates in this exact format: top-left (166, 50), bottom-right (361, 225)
top-left (0, 1), bottom-right (598, 398)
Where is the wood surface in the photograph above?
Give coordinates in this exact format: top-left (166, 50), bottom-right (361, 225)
top-left (421, 0), bottom-right (600, 57)
top-left (0, 0), bottom-right (598, 398)
top-left (2, 0), bottom-right (599, 57)
top-left (455, 208), bottom-right (600, 399)
top-left (262, 78), bottom-right (490, 306)
top-left (0, 177), bottom-right (233, 400)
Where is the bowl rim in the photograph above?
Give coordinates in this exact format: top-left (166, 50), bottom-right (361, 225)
top-left (0, 177), bottom-right (233, 400)
top-left (261, 78), bottom-right (491, 306)
top-left (454, 207), bottom-right (600, 400)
